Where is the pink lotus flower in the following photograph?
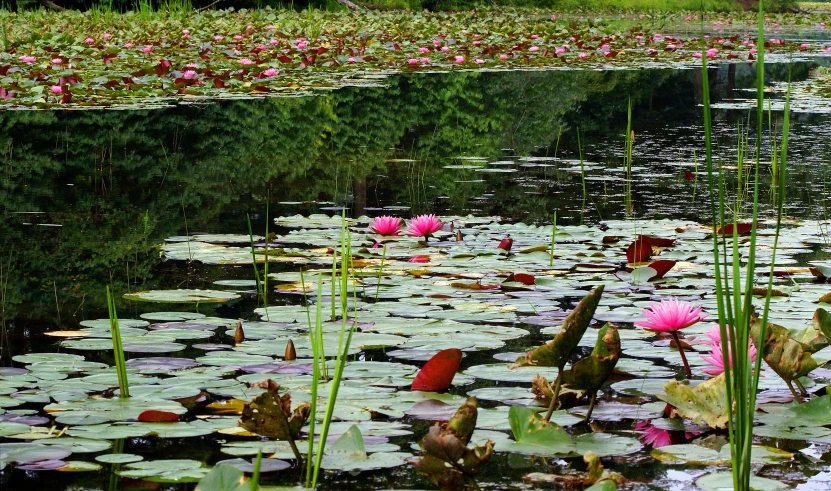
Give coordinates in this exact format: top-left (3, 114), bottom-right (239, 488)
top-left (699, 325), bottom-right (757, 376)
top-left (405, 214), bottom-right (443, 239)
top-left (51, 58), bottom-right (62, 64)
top-left (419, 57), bottom-right (430, 63)
top-left (50, 85), bottom-right (62, 94)
top-left (636, 298), bottom-right (706, 379)
top-left (433, 40), bottom-right (441, 46)
top-left (408, 58), bottom-right (418, 65)
top-left (636, 298), bottom-right (706, 333)
top-left (84, 37), bottom-right (94, 44)
top-left (408, 255), bottom-right (430, 263)
top-left (239, 58), bottom-right (254, 65)
top-left (297, 43), bottom-right (306, 50)
top-left (474, 58), bottom-right (485, 64)
top-left (182, 70), bottom-right (197, 79)
top-left (182, 29), bottom-right (190, 35)
top-left (19, 55), bottom-right (36, 63)
top-left (454, 56), bottom-right (465, 63)
top-left (347, 57), bottom-right (356, 63)
top-left (103, 33), bottom-right (112, 40)
top-left (263, 68), bottom-right (278, 77)
top-left (419, 47), bottom-right (430, 53)
top-left (124, 42), bottom-right (134, 48)
top-left (578, 53), bottom-right (587, 59)
top-left (528, 46), bottom-right (539, 52)
top-left (142, 47), bottom-right (152, 53)
top-left (234, 35), bottom-right (243, 40)
top-left (269, 39), bottom-right (279, 45)
top-left (440, 46), bottom-right (449, 52)
top-left (214, 36), bottom-right (223, 42)
top-left (499, 54), bottom-right (508, 60)
top-left (369, 216), bottom-right (403, 236)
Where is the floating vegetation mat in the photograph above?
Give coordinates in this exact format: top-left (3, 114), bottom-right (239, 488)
top-left (2, 214), bottom-right (831, 489)
top-left (2, 8), bottom-right (831, 108)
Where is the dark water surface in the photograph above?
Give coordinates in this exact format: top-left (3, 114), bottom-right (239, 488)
top-left (2, 61), bottom-right (831, 490)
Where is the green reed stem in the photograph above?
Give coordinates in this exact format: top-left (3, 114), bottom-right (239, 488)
top-left (246, 213), bottom-right (263, 299)
top-left (250, 449), bottom-right (262, 491)
top-left (375, 244), bottom-right (387, 302)
top-left (263, 189), bottom-right (269, 319)
top-left (549, 211), bottom-right (557, 267)
top-left (305, 278), bottom-right (323, 488)
top-left (312, 213), bottom-right (356, 488)
top-left (106, 286), bottom-right (129, 398)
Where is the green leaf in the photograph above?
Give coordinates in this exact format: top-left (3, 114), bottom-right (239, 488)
top-left (564, 324), bottom-right (620, 392)
top-left (751, 319), bottom-right (820, 383)
top-left (814, 308), bottom-right (831, 343)
top-left (507, 405), bottom-right (576, 456)
top-left (194, 464), bottom-right (248, 491)
top-left (659, 374), bottom-right (729, 429)
top-left (512, 285), bottom-right (604, 369)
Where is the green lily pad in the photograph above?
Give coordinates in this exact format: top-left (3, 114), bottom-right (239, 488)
top-left (124, 289), bottom-right (240, 304)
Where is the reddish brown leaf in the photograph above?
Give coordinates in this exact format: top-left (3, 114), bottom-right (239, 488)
top-left (137, 410), bottom-right (180, 422)
top-left (718, 223), bottom-right (754, 236)
top-left (602, 236), bottom-right (621, 243)
top-left (276, 55), bottom-right (292, 63)
top-left (626, 237), bottom-right (652, 263)
top-left (684, 171), bottom-right (696, 181)
top-left (505, 273), bottom-right (535, 285)
top-left (637, 235), bottom-right (676, 247)
top-left (412, 348), bottom-right (463, 392)
top-left (497, 238), bottom-right (513, 252)
top-left (648, 260), bottom-right (677, 279)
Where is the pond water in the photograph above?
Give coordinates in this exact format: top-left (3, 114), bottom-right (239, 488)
top-left (2, 60), bottom-right (831, 490)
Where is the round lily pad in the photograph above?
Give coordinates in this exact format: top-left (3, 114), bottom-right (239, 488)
top-left (96, 453), bottom-right (144, 464)
top-left (123, 289), bottom-right (240, 304)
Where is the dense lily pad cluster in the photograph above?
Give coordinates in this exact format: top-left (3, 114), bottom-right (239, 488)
top-left (2, 214), bottom-right (831, 488)
top-left (2, 8), bottom-right (831, 107)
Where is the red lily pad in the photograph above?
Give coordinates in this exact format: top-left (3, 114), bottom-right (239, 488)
top-left (137, 410), bottom-right (180, 422)
top-left (505, 273), bottom-right (535, 286)
top-left (717, 223), bottom-right (754, 236)
top-left (626, 237), bottom-right (653, 263)
top-left (648, 260), bottom-right (677, 279)
top-left (411, 348), bottom-right (463, 392)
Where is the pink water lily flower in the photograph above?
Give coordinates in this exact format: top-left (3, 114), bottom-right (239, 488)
top-left (699, 324), bottom-right (757, 376)
top-left (636, 298), bottom-right (706, 379)
top-left (239, 58), bottom-right (254, 65)
top-left (369, 216), bottom-right (403, 236)
top-left (405, 214), bottom-right (443, 240)
top-left (50, 85), bottom-right (62, 94)
top-left (635, 298), bottom-right (706, 333)
top-left (454, 56), bottom-right (465, 63)
top-left (19, 55), bottom-right (36, 63)
top-left (263, 68), bottom-right (278, 77)
top-left (635, 421), bottom-right (671, 448)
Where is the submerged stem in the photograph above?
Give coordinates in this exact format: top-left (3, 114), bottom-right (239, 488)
top-left (670, 331), bottom-right (692, 379)
top-left (585, 392), bottom-right (597, 421)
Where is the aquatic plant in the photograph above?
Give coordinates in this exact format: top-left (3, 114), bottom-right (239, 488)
top-left (369, 216), bottom-right (403, 236)
top-left (512, 285), bottom-right (604, 421)
top-left (635, 298), bottom-right (706, 378)
top-left (698, 1), bottom-right (792, 488)
top-left (105, 286), bottom-right (129, 398)
top-left (411, 397), bottom-right (494, 489)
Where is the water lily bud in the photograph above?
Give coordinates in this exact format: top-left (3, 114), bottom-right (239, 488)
top-left (234, 322), bottom-right (245, 344)
top-left (446, 397), bottom-right (478, 444)
top-left (284, 339), bottom-right (297, 361)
